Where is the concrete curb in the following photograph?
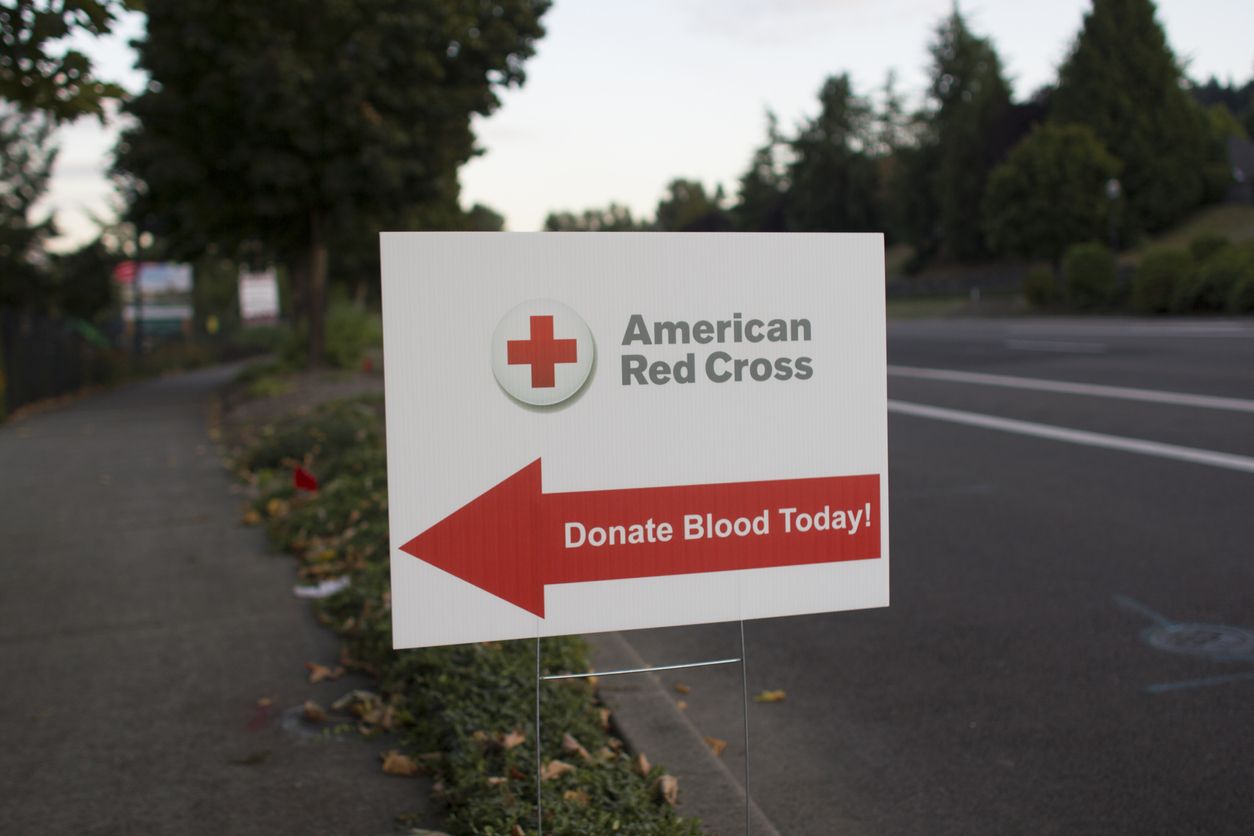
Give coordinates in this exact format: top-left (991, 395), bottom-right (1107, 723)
top-left (588, 632), bottom-right (782, 836)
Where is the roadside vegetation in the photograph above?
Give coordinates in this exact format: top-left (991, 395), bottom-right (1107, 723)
top-left (232, 396), bottom-right (700, 835)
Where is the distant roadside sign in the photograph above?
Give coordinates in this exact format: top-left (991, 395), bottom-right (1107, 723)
top-left (238, 268), bottom-right (280, 325)
top-left (381, 233), bottom-right (890, 648)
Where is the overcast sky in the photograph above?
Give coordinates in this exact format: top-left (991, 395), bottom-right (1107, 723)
top-left (38, 0), bottom-right (1254, 249)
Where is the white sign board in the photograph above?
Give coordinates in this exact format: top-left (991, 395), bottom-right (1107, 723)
top-left (381, 233), bottom-right (889, 648)
top-left (238, 268), bottom-right (280, 324)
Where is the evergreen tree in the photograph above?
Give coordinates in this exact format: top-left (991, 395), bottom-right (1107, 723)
top-left (544, 204), bottom-right (644, 232)
top-left (926, 7), bottom-right (1011, 260)
top-left (983, 123), bottom-right (1120, 266)
top-left (786, 74), bottom-right (880, 233)
top-left (654, 179), bottom-right (733, 232)
top-left (733, 111), bottom-right (789, 232)
top-left (1052, 0), bottom-right (1211, 234)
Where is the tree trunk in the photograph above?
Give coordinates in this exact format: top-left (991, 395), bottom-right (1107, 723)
top-left (307, 209), bottom-right (328, 367)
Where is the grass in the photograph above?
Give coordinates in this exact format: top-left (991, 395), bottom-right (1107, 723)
top-left (885, 296), bottom-right (970, 319)
top-left (1129, 204), bottom-right (1254, 263)
top-left (233, 397), bottom-right (701, 836)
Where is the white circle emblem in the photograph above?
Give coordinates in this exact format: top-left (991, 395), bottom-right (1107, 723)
top-left (491, 299), bottom-right (595, 406)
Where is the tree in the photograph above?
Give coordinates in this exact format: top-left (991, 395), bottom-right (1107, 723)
top-left (983, 123), bottom-right (1120, 267)
top-left (464, 203), bottom-right (505, 232)
top-left (0, 103), bottom-right (56, 309)
top-left (0, 0), bottom-right (132, 122)
top-left (925, 7), bottom-right (1011, 260)
top-left (544, 203), bottom-right (644, 232)
top-left (733, 111), bottom-right (789, 232)
top-left (1052, 0), bottom-right (1212, 235)
top-left (654, 179), bottom-right (732, 232)
top-left (786, 74), bottom-right (880, 233)
top-left (115, 1), bottom-right (550, 365)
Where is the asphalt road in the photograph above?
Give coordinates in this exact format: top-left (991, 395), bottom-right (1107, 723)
top-left (616, 317), bottom-right (1254, 835)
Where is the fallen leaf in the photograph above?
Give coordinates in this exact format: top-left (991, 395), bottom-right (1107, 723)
top-left (486, 776), bottom-right (507, 786)
top-left (509, 766), bottom-right (527, 781)
top-left (302, 700), bottom-right (326, 723)
top-left (241, 509), bottom-right (262, 526)
top-left (501, 729), bottom-right (527, 750)
top-left (541, 759), bottom-right (575, 781)
top-left (332, 689), bottom-right (379, 713)
top-left (561, 733), bottom-right (591, 762)
top-left (381, 750), bottom-right (420, 777)
top-left (305, 662), bottom-right (345, 683)
top-left (676, 700), bottom-right (688, 711)
top-left (674, 682), bottom-right (691, 694)
top-left (754, 689), bottom-right (786, 703)
top-left (598, 708), bottom-right (612, 730)
top-left (563, 789), bottom-right (591, 807)
top-left (265, 497), bottom-right (289, 518)
top-left (512, 826), bottom-right (526, 836)
top-left (656, 774), bottom-right (679, 806)
top-left (256, 697), bottom-right (273, 708)
top-left (635, 753), bottom-right (651, 777)
top-left (705, 736), bottom-right (728, 757)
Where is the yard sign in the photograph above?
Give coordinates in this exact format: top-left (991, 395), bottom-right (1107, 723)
top-left (381, 233), bottom-right (888, 648)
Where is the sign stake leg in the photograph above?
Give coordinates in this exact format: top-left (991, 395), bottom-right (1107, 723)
top-left (740, 619), bottom-right (751, 835)
top-left (535, 636), bottom-right (543, 836)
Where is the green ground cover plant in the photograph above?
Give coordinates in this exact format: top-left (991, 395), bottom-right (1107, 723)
top-left (234, 397), bottom-right (700, 835)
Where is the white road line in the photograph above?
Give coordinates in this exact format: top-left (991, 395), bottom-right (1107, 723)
top-left (887, 400), bottom-right (1254, 475)
top-left (888, 365), bottom-right (1254, 414)
top-left (1004, 339), bottom-right (1107, 354)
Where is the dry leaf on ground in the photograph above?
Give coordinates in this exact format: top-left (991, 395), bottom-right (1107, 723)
top-left (541, 759), bottom-right (576, 781)
top-left (754, 689), bottom-right (786, 703)
top-left (676, 700), bottom-right (688, 711)
top-left (563, 789), bottom-right (591, 807)
top-left (241, 509), bottom-right (262, 526)
top-left (501, 729), bottom-right (527, 750)
top-left (635, 752), bottom-right (651, 776)
top-left (381, 750), bottom-right (420, 777)
top-left (674, 682), bottom-right (691, 694)
top-left (598, 707), bottom-right (612, 730)
top-left (705, 736), bottom-right (728, 756)
top-left (302, 700), bottom-right (326, 723)
top-left (305, 661), bottom-right (345, 683)
top-left (657, 774), bottom-right (680, 806)
top-left (561, 732), bottom-right (591, 761)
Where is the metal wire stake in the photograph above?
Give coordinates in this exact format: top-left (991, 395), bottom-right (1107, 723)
top-left (740, 619), bottom-right (751, 835)
top-left (535, 636), bottom-right (543, 836)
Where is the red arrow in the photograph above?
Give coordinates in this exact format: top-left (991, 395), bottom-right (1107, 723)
top-left (400, 460), bottom-right (880, 617)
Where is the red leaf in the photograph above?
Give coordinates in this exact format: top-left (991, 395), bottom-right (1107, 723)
top-left (293, 466), bottom-right (319, 493)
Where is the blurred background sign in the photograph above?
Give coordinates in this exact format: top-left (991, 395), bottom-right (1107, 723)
top-left (115, 262), bottom-right (194, 335)
top-left (238, 268), bottom-right (280, 326)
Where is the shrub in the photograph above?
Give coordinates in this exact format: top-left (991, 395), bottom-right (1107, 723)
top-left (1023, 266), bottom-right (1059, 308)
top-left (1176, 243), bottom-right (1253, 312)
top-left (1188, 232), bottom-right (1229, 262)
top-left (1229, 273), bottom-right (1254, 313)
top-left (1131, 249), bottom-right (1192, 314)
top-left (1063, 242), bottom-right (1117, 309)
top-left (325, 300), bottom-right (382, 369)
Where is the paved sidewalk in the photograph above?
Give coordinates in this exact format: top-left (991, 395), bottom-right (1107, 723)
top-left (0, 368), bottom-right (434, 835)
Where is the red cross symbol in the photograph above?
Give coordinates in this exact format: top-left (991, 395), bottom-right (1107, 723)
top-left (507, 315), bottom-right (578, 388)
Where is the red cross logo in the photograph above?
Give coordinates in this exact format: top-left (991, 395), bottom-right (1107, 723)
top-left (507, 315), bottom-right (578, 389)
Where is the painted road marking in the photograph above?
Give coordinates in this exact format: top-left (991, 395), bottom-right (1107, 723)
top-left (1114, 595), bottom-right (1254, 694)
top-left (888, 366), bottom-right (1254, 415)
top-left (887, 400), bottom-right (1254, 475)
top-left (1004, 339), bottom-right (1107, 354)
